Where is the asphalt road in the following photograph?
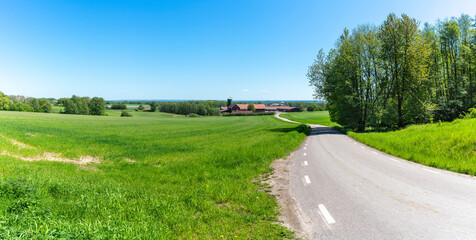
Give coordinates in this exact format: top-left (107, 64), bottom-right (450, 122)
top-left (275, 113), bottom-right (476, 240)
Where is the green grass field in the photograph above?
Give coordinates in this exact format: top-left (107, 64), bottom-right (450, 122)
top-left (281, 111), bottom-right (340, 127)
top-left (0, 111), bottom-right (308, 239)
top-left (280, 111), bottom-right (476, 176)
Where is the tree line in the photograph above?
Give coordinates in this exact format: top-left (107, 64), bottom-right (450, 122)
top-left (308, 13), bottom-right (476, 130)
top-left (58, 95), bottom-right (106, 115)
top-left (0, 92), bottom-right (53, 113)
top-left (159, 101), bottom-right (222, 116)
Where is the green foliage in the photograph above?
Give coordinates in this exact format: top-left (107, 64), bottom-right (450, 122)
top-left (306, 103), bottom-right (323, 111)
top-left (0, 111), bottom-right (305, 238)
top-left (89, 97), bottom-right (106, 115)
top-left (110, 103), bottom-right (127, 110)
top-left (247, 104), bottom-right (256, 112)
top-left (137, 104), bottom-right (145, 111)
top-left (150, 102), bottom-right (158, 112)
top-left (0, 92), bottom-right (11, 110)
top-left (160, 101), bottom-right (221, 116)
top-left (464, 108), bottom-right (476, 119)
top-left (309, 13), bottom-right (476, 130)
top-left (120, 110), bottom-right (132, 117)
top-left (188, 113), bottom-right (199, 117)
top-left (61, 95), bottom-right (106, 116)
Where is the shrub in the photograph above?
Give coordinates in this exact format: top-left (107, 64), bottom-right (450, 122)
top-left (111, 103), bottom-right (128, 110)
top-left (121, 111), bottom-right (132, 117)
top-left (464, 108), bottom-right (476, 119)
top-left (247, 104), bottom-right (255, 112)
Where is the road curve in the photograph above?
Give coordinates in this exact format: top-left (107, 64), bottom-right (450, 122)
top-left (275, 113), bottom-right (476, 240)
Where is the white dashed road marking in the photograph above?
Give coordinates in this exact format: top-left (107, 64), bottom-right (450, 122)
top-left (304, 175), bottom-right (311, 184)
top-left (303, 153), bottom-right (307, 156)
top-left (304, 161), bottom-right (308, 166)
top-left (319, 204), bottom-right (336, 224)
top-left (371, 151), bottom-right (378, 155)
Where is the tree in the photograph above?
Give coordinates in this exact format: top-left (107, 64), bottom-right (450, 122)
top-left (150, 102), bottom-right (158, 112)
top-left (247, 104), bottom-right (255, 112)
top-left (89, 97), bottom-right (106, 115)
top-left (307, 103), bottom-right (319, 111)
top-left (0, 92), bottom-right (10, 110)
top-left (111, 103), bottom-right (127, 110)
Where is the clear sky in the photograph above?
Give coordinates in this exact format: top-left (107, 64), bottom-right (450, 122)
top-left (1, 0), bottom-right (475, 100)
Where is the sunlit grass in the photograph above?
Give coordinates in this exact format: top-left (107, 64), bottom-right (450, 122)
top-left (0, 111), bottom-right (307, 239)
top-left (349, 119), bottom-right (476, 175)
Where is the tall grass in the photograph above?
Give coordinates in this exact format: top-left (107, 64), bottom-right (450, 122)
top-left (0, 111), bottom-right (307, 239)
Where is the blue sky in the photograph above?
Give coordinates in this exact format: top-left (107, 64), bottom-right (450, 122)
top-left (1, 0), bottom-right (475, 100)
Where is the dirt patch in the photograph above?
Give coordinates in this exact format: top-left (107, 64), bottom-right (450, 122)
top-left (0, 134), bottom-right (36, 149)
top-left (263, 154), bottom-right (316, 240)
top-left (1, 151), bottom-right (100, 165)
top-left (124, 157), bottom-right (137, 163)
top-left (25, 133), bottom-right (37, 137)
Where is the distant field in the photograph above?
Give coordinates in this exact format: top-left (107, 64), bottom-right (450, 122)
top-left (0, 111), bottom-right (307, 239)
top-left (280, 111), bottom-right (476, 176)
top-left (281, 111), bottom-right (340, 127)
top-left (52, 105), bottom-right (64, 113)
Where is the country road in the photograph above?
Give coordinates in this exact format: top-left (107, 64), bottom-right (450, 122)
top-left (275, 113), bottom-right (476, 240)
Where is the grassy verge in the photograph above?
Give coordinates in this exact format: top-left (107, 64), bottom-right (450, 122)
top-left (348, 119), bottom-right (476, 175)
top-left (279, 111), bottom-right (476, 176)
top-left (0, 111), bottom-right (307, 239)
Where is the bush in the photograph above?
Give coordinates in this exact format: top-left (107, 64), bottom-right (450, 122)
top-left (111, 103), bottom-right (128, 110)
top-left (464, 108), bottom-right (476, 119)
top-left (121, 111), bottom-right (132, 117)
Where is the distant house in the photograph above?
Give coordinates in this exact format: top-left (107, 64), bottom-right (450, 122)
top-left (230, 104), bottom-right (249, 111)
top-left (254, 104), bottom-right (266, 112)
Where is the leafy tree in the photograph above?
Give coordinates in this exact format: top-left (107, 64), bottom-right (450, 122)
top-left (150, 102), bottom-right (158, 112)
top-left (307, 103), bottom-right (319, 111)
top-left (0, 92), bottom-right (10, 110)
top-left (247, 104), bottom-right (255, 112)
top-left (111, 103), bottom-right (127, 110)
top-left (89, 97), bottom-right (106, 115)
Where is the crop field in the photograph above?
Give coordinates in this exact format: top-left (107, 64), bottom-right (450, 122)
top-left (280, 111), bottom-right (340, 127)
top-left (280, 111), bottom-right (476, 175)
top-left (0, 111), bottom-right (308, 239)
